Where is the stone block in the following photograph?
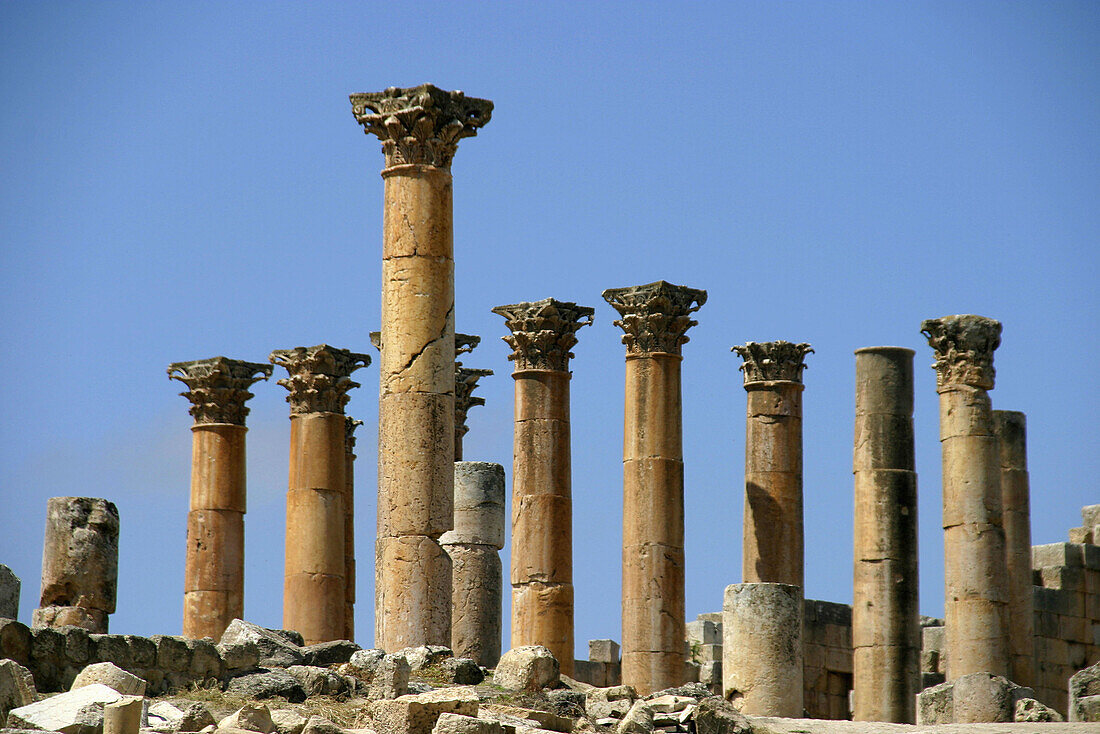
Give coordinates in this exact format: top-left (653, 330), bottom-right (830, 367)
top-left (270, 708), bottom-right (307, 734)
top-left (286, 665), bottom-right (345, 697)
top-left (493, 646), bottom-right (559, 691)
top-left (225, 669), bottom-right (307, 703)
top-left (1041, 565), bottom-right (1085, 591)
top-left (432, 713), bottom-right (502, 734)
top-left (685, 620), bottom-right (719, 646)
top-left (149, 635), bottom-right (191, 672)
top-left (0, 659), bottom-right (36, 728)
top-left (693, 697), bottom-right (753, 734)
top-left (1070, 660), bottom-right (1100, 721)
top-left (1035, 609), bottom-right (1059, 637)
top-left (185, 637), bottom-right (222, 680)
top-left (696, 643), bottom-right (722, 664)
top-left (1061, 615), bottom-right (1089, 644)
top-left (825, 646), bottom-right (852, 674)
top-left (917, 672), bottom-right (1034, 724)
top-left (571, 659), bottom-right (605, 688)
top-left (589, 639), bottom-right (620, 664)
top-left (397, 644), bottom-right (453, 672)
top-left (71, 661), bottom-right (146, 696)
top-left (218, 618), bottom-right (305, 668)
top-left (102, 696), bottom-right (142, 734)
top-left (1070, 527), bottom-right (1092, 545)
top-left (220, 703), bottom-right (275, 733)
top-left (585, 684), bottom-right (636, 720)
top-left (302, 639), bottom-right (360, 667)
top-left (0, 565), bottom-right (19, 620)
top-left (6, 682), bottom-right (121, 733)
top-left (367, 652), bottom-right (410, 699)
top-left (0, 618), bottom-right (32, 666)
top-left (1083, 505), bottom-right (1100, 530)
top-left (1033, 542), bottom-right (1084, 570)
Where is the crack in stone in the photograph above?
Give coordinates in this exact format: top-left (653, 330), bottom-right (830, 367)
top-left (383, 302), bottom-right (454, 389)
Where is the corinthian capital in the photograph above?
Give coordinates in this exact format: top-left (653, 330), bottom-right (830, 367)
top-left (455, 366), bottom-right (493, 437)
top-left (492, 299), bottom-right (594, 372)
top-left (920, 314), bottom-right (1001, 390)
top-left (345, 416), bottom-right (364, 454)
top-left (350, 84), bottom-right (493, 170)
top-left (733, 341), bottom-right (813, 385)
top-left (269, 345), bottom-right (370, 414)
top-left (602, 280), bottom-right (707, 356)
top-left (168, 357), bottom-right (273, 425)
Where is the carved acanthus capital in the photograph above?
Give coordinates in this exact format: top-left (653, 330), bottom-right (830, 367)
top-left (350, 84), bottom-right (493, 170)
top-left (602, 281), bottom-right (707, 356)
top-left (345, 417), bottom-right (364, 454)
top-left (168, 357), bottom-right (272, 425)
top-left (492, 299), bottom-right (594, 372)
top-left (456, 333), bottom-right (480, 356)
top-left (269, 345), bottom-right (370, 414)
top-left (455, 366), bottom-right (493, 437)
top-left (920, 314), bottom-right (1001, 390)
top-left (733, 341), bottom-right (813, 385)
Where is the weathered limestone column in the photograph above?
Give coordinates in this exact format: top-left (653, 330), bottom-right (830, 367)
top-left (493, 298), bottom-right (593, 675)
top-left (603, 280), bottom-right (706, 695)
top-left (722, 582), bottom-right (803, 716)
top-left (921, 314), bottom-right (1009, 679)
top-left (33, 497), bottom-right (119, 633)
top-left (344, 416), bottom-right (363, 642)
top-left (271, 344), bottom-right (369, 645)
top-left (732, 341), bottom-right (813, 588)
top-left (993, 410), bottom-right (1034, 688)
top-left (440, 461), bottom-right (506, 667)
top-left (351, 85), bottom-right (492, 650)
top-left (168, 357), bottom-right (272, 640)
top-left (455, 367), bottom-right (492, 462)
top-left (851, 347), bottom-right (920, 723)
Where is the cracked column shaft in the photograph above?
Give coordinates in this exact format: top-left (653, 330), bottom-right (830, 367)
top-left (352, 84), bottom-right (492, 649)
top-left (922, 314), bottom-right (1009, 679)
top-left (494, 298), bottom-right (593, 675)
top-left (851, 347), bottom-right (919, 723)
top-left (994, 409), bottom-right (1034, 688)
top-left (733, 341), bottom-right (813, 589)
top-left (272, 345), bottom-right (368, 645)
top-left (604, 280), bottom-right (706, 695)
top-left (169, 357), bottom-right (271, 640)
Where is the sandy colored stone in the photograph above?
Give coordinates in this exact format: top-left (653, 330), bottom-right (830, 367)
top-left (37, 497), bottom-right (119, 632)
top-left (32, 605), bottom-right (108, 632)
top-left (621, 458), bottom-right (684, 548)
top-left (7, 682), bottom-right (122, 733)
top-left (0, 565), bottom-right (19, 621)
top-left (188, 425), bottom-right (248, 512)
top-left (723, 583), bottom-right (803, 717)
top-left (446, 462), bottom-right (505, 548)
top-left (494, 646), bottom-right (559, 691)
top-left (375, 536), bottom-right (452, 649)
top-left (510, 582), bottom-right (572, 673)
top-left (71, 661), bottom-right (145, 696)
top-left (510, 494), bottom-right (571, 585)
top-left (103, 696), bottom-right (142, 734)
top-left (185, 509), bottom-right (244, 591)
top-left (443, 543), bottom-right (501, 668)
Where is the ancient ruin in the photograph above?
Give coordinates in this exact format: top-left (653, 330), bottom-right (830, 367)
top-left (343, 417), bottom-right (363, 643)
top-left (168, 357), bottom-right (273, 641)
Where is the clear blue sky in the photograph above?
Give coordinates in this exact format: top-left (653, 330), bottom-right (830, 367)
top-left (1, 2), bottom-right (1097, 658)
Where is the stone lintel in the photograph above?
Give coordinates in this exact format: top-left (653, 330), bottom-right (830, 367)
top-left (168, 356), bottom-right (273, 425)
top-left (492, 298), bottom-right (594, 372)
top-left (269, 344), bottom-right (370, 414)
top-left (920, 314), bottom-right (1001, 390)
top-left (350, 84), bottom-right (493, 170)
top-left (602, 280), bottom-right (707, 356)
top-left (733, 341), bottom-right (813, 385)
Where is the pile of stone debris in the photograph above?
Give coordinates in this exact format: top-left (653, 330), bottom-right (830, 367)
top-left (0, 619), bottom-right (755, 734)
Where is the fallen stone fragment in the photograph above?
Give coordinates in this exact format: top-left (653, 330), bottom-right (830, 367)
top-left (300, 715), bottom-right (343, 734)
top-left (0, 658), bottom-right (37, 727)
top-left (585, 685), bottom-right (636, 720)
top-left (432, 712), bottom-right (502, 734)
top-left (220, 703), bottom-right (275, 733)
top-left (1015, 697), bottom-right (1064, 722)
top-left (368, 687), bottom-right (479, 734)
top-left (177, 703), bottom-right (215, 732)
top-left (399, 645), bottom-right (453, 672)
top-left (916, 671), bottom-right (1033, 724)
top-left (225, 669), bottom-right (307, 703)
top-left (616, 699), bottom-right (652, 733)
top-left (367, 653), bottom-right (410, 699)
top-left (218, 620), bottom-right (306, 669)
top-left (286, 666), bottom-right (345, 697)
top-left (71, 661), bottom-right (146, 697)
top-left (1070, 660), bottom-right (1100, 722)
top-left (345, 649), bottom-right (385, 676)
top-left (302, 640), bottom-right (360, 667)
top-left (693, 696), bottom-right (753, 734)
top-left (145, 700), bottom-right (183, 731)
top-left (440, 657), bottom-right (483, 685)
top-left (493, 646), bottom-right (559, 692)
top-left (102, 695), bottom-right (142, 734)
top-left (270, 708), bottom-right (307, 734)
top-left (0, 618), bottom-right (33, 666)
top-left (645, 695), bottom-right (693, 714)
top-left (480, 705), bottom-right (571, 733)
top-left (7, 682), bottom-right (122, 733)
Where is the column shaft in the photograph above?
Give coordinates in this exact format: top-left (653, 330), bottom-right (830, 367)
top-left (742, 382), bottom-right (804, 588)
top-left (344, 418), bottom-right (361, 642)
top-left (622, 353), bottom-right (685, 694)
top-left (376, 164), bottom-right (455, 650)
top-left (723, 582), bottom-right (803, 717)
top-left (184, 424), bottom-right (246, 639)
top-left (994, 410), bottom-right (1033, 687)
top-left (851, 347), bottom-right (919, 723)
top-left (284, 412), bottom-right (347, 644)
top-left (511, 370), bottom-right (574, 675)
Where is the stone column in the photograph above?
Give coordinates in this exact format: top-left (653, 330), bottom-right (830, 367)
top-left (455, 367), bottom-right (492, 462)
top-left (351, 85), bottom-right (492, 650)
top-left (993, 410), bottom-right (1034, 687)
top-left (493, 298), bottom-right (593, 675)
top-left (33, 497), bottom-right (119, 633)
top-left (344, 416), bottom-right (363, 642)
top-left (732, 341), bottom-right (813, 588)
top-left (722, 582), bottom-right (803, 717)
top-left (603, 280), bottom-right (706, 695)
top-left (271, 344), bottom-right (369, 645)
top-left (921, 314), bottom-right (1009, 679)
top-left (440, 461), bottom-right (506, 667)
top-left (851, 347), bottom-right (919, 723)
top-left (168, 357), bottom-right (272, 640)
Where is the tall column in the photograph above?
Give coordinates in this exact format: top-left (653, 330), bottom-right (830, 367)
top-left (493, 298), bottom-right (593, 675)
top-left (351, 85), bottom-right (492, 650)
top-left (168, 357), bottom-right (272, 640)
top-left (271, 344), bottom-right (369, 645)
top-left (732, 341), bottom-right (813, 588)
top-left (603, 280), bottom-right (706, 695)
top-left (993, 410), bottom-right (1034, 687)
top-left (33, 497), bottom-right (119, 633)
top-left (851, 347), bottom-right (919, 722)
top-left (344, 416), bottom-right (363, 642)
top-left (921, 314), bottom-right (1009, 679)
top-left (441, 461), bottom-right (506, 667)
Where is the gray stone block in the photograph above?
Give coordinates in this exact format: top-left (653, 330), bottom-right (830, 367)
top-left (588, 639), bottom-right (620, 663)
top-left (0, 565), bottom-right (19, 620)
